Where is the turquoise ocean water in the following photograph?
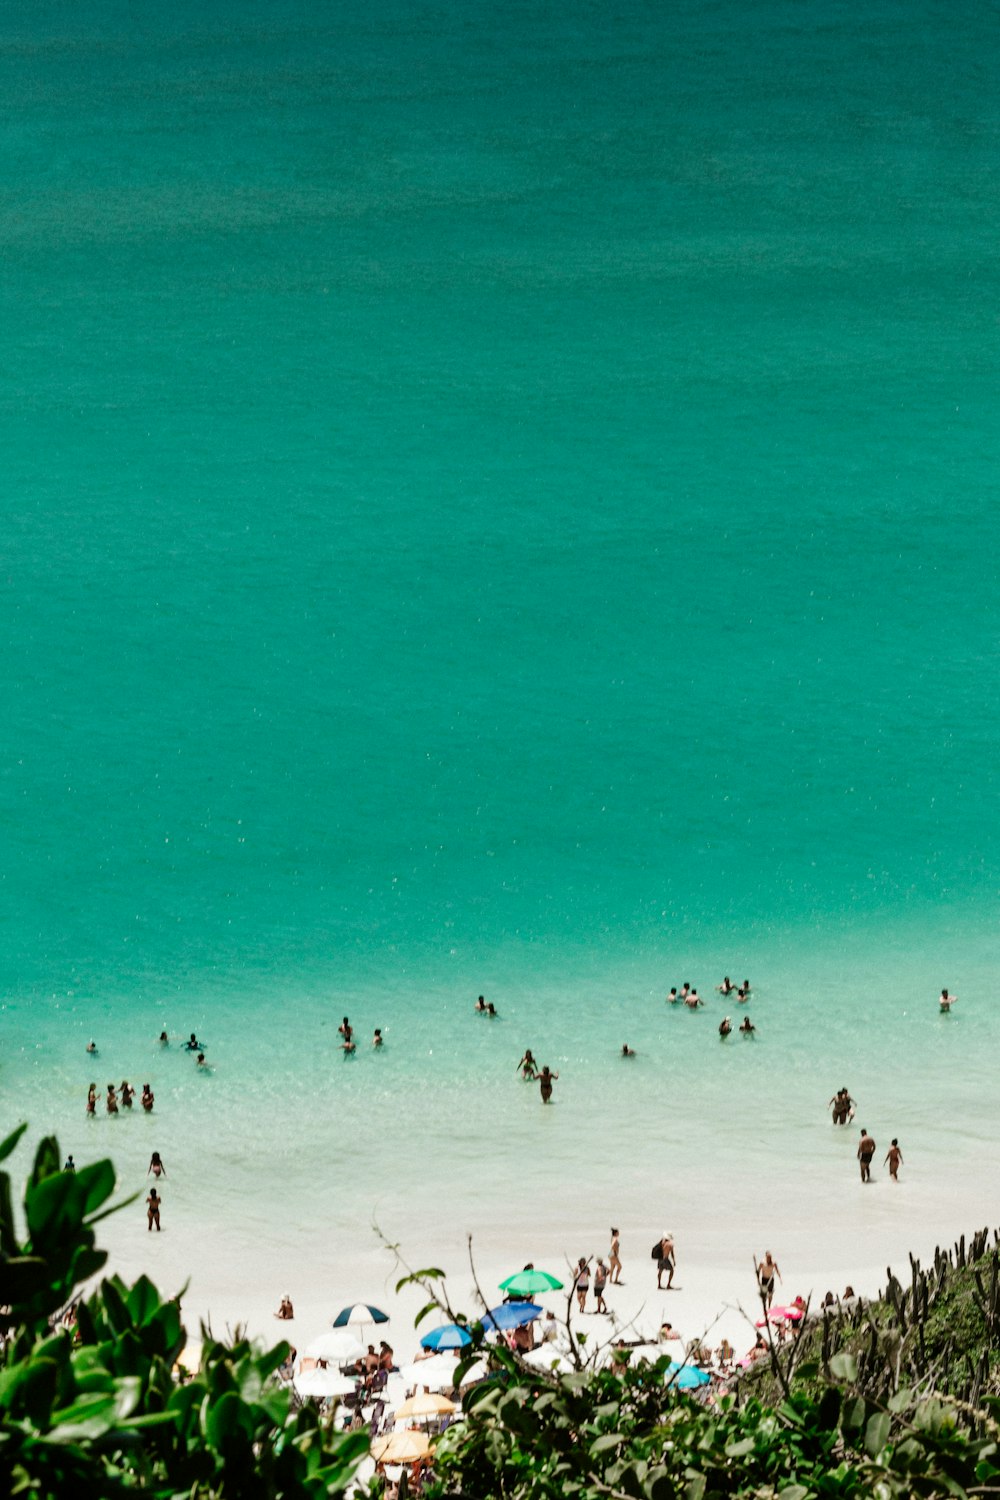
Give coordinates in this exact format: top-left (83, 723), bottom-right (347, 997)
top-left (2, 0), bottom-right (999, 1320)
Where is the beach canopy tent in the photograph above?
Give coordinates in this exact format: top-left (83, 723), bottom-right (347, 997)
top-left (303, 1331), bottom-right (364, 1363)
top-left (664, 1361), bottom-right (711, 1389)
top-left (498, 1269), bottom-right (564, 1296)
top-left (420, 1323), bottom-right (473, 1351)
top-left (332, 1302), bottom-right (389, 1328)
top-left (394, 1391), bottom-right (456, 1421)
top-left (371, 1429), bottom-right (432, 1463)
top-left (294, 1369), bottom-right (358, 1399)
top-left (397, 1354), bottom-right (488, 1391)
top-left (479, 1302), bottom-right (542, 1332)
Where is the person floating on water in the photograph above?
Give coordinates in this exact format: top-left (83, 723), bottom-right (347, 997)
top-left (857, 1127), bottom-right (876, 1183)
top-left (516, 1049), bottom-right (537, 1079)
top-left (538, 1065), bottom-right (558, 1103)
top-left (939, 988), bottom-right (958, 1013)
top-left (885, 1138), bottom-right (903, 1181)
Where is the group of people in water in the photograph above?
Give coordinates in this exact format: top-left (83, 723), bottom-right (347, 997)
top-left (87, 1080), bottom-right (154, 1114)
top-left (338, 1017), bottom-right (384, 1054)
top-left (828, 1088), bottom-right (904, 1181)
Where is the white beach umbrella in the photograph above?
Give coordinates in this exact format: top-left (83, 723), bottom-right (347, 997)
top-left (294, 1369), bottom-right (359, 1399)
top-left (397, 1354), bottom-right (487, 1391)
top-left (520, 1347), bottom-right (574, 1375)
top-left (303, 1331), bottom-right (364, 1363)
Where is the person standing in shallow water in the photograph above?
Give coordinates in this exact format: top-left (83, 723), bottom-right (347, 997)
top-left (858, 1127), bottom-right (876, 1182)
top-left (516, 1049), bottom-right (537, 1079)
top-left (86, 1084), bottom-right (97, 1115)
top-left (885, 1138), bottom-right (903, 1181)
top-left (106, 1085), bottom-right (118, 1115)
top-left (538, 1065), bottom-right (558, 1103)
top-left (146, 1188), bottom-right (161, 1231)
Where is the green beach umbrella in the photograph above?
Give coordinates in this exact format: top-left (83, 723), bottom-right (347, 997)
top-left (498, 1269), bottom-right (564, 1296)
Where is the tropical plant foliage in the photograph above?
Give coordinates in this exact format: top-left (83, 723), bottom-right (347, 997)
top-left (0, 1123), bottom-right (368, 1498)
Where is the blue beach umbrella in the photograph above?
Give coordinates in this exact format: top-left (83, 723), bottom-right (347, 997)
top-left (332, 1302), bottom-right (389, 1328)
top-left (420, 1323), bottom-right (473, 1351)
top-left (479, 1302), bottom-right (543, 1332)
top-left (664, 1361), bottom-right (711, 1390)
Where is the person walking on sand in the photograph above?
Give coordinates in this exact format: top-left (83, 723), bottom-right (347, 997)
top-left (657, 1232), bottom-right (675, 1290)
top-left (857, 1127), bottom-right (876, 1182)
top-left (538, 1065), bottom-right (558, 1103)
top-left (146, 1188), bottom-right (161, 1231)
top-left (755, 1250), bottom-right (781, 1309)
top-left (885, 1138), bottom-right (903, 1181)
top-left (609, 1228), bottom-right (622, 1284)
top-left (517, 1049), bottom-right (537, 1079)
top-left (575, 1257), bottom-right (590, 1312)
top-left (593, 1257), bottom-right (608, 1313)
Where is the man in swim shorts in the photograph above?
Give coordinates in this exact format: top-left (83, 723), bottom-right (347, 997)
top-left (657, 1233), bottom-right (675, 1289)
top-left (857, 1127), bottom-right (876, 1182)
top-left (755, 1250), bottom-right (781, 1308)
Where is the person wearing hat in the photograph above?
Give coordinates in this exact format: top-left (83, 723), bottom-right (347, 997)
top-left (657, 1232), bottom-right (675, 1290)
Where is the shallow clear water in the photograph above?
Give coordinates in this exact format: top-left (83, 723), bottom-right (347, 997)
top-left (1, 0), bottom-right (998, 1328)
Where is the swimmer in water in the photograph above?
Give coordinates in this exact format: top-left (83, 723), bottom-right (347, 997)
top-left (475, 995), bottom-right (487, 1013)
top-left (939, 988), bottom-right (957, 1012)
top-left (106, 1085), bottom-right (118, 1115)
top-left (516, 1049), bottom-right (537, 1079)
top-left (885, 1138), bottom-right (903, 1181)
top-left (717, 976), bottom-right (733, 994)
top-left (148, 1151), bottom-right (166, 1178)
top-left (667, 988), bottom-right (678, 1004)
top-left (86, 1040), bottom-right (97, 1054)
top-left (184, 1033), bottom-right (200, 1051)
top-left (621, 1043), bottom-right (636, 1056)
top-left (684, 990), bottom-right (703, 1009)
top-left (680, 983), bottom-right (691, 1001)
top-left (487, 1002), bottom-right (498, 1016)
top-left (538, 1065), bottom-right (558, 1103)
top-left (158, 1030), bottom-right (168, 1044)
top-left (341, 1038), bottom-right (356, 1055)
top-left (141, 1083), bottom-right (154, 1112)
top-left (146, 1188), bottom-right (161, 1232)
top-left (373, 1028), bottom-right (383, 1047)
top-left (120, 1081), bottom-right (134, 1109)
top-left (338, 1017), bottom-right (352, 1042)
top-left (196, 1052), bottom-right (207, 1066)
top-left (719, 1016), bottom-right (732, 1038)
top-left (86, 1084), bottom-right (97, 1115)
top-left (739, 1015), bottom-right (755, 1036)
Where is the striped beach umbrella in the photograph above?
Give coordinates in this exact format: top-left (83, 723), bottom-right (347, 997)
top-left (331, 1302), bottom-right (389, 1328)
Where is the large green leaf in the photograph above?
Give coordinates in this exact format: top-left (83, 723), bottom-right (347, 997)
top-left (0, 1123), bottom-right (28, 1166)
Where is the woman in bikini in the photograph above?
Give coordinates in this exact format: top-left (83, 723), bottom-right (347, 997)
top-left (146, 1189), bottom-right (161, 1231)
top-left (141, 1084), bottom-right (154, 1112)
top-left (517, 1049), bottom-right (537, 1079)
top-left (86, 1084), bottom-right (97, 1115)
top-left (148, 1152), bottom-right (166, 1179)
top-left (120, 1081), bottom-right (134, 1109)
top-left (608, 1228), bottom-right (622, 1284)
top-left (538, 1066), bottom-right (558, 1103)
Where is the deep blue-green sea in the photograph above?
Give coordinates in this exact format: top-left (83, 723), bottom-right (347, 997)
top-left (2, 0), bottom-right (998, 1337)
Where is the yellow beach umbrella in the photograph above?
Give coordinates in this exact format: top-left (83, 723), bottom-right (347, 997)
top-left (371, 1428), bottom-right (431, 1463)
top-left (394, 1391), bottom-right (455, 1421)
